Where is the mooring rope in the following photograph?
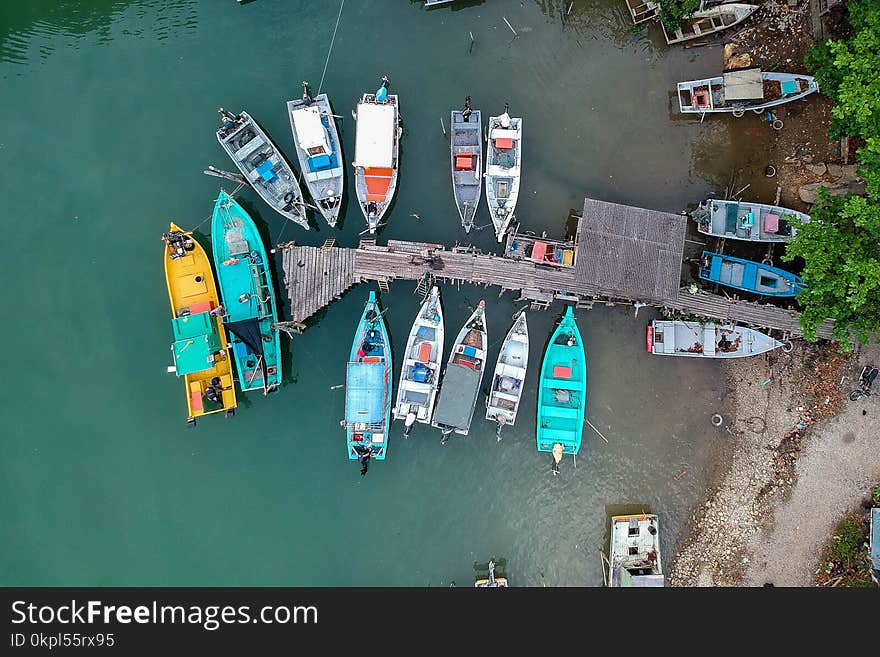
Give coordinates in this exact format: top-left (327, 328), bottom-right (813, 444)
top-left (318, 0), bottom-right (346, 94)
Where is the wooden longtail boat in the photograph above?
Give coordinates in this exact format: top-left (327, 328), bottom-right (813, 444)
top-left (163, 223), bottom-right (237, 425)
top-left (450, 97), bottom-right (482, 232)
top-left (486, 311), bottom-right (529, 438)
top-left (211, 191), bottom-right (282, 395)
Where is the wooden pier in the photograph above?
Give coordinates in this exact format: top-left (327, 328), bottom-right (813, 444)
top-left (280, 197), bottom-right (834, 339)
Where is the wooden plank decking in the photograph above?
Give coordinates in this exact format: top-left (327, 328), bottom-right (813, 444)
top-left (279, 197), bottom-right (835, 339)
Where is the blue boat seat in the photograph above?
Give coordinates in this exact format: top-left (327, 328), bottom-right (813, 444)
top-left (256, 159), bottom-right (277, 182)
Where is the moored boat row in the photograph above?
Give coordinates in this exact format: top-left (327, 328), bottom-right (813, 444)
top-left (344, 293), bottom-right (589, 476)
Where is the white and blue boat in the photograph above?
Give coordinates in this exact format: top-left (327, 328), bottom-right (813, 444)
top-left (699, 251), bottom-right (806, 297)
top-left (287, 82), bottom-right (344, 227)
top-left (345, 291), bottom-right (392, 474)
top-left (211, 190), bottom-right (282, 395)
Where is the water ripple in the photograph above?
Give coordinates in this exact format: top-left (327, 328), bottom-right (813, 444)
top-left (0, 0), bottom-right (197, 67)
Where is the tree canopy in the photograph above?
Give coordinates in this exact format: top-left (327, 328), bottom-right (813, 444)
top-left (790, 0), bottom-right (880, 348)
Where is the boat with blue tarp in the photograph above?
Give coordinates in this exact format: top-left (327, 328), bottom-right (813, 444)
top-left (345, 291), bottom-right (392, 474)
top-left (699, 251), bottom-right (805, 297)
top-left (211, 190), bottom-right (282, 395)
top-left (163, 224), bottom-right (237, 426)
top-left (536, 306), bottom-right (586, 464)
top-left (287, 82), bottom-right (344, 227)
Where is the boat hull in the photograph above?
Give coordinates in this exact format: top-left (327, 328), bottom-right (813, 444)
top-left (536, 307), bottom-right (586, 455)
top-left (678, 71), bottom-right (818, 114)
top-left (211, 191), bottom-right (283, 394)
top-left (699, 251), bottom-right (805, 297)
top-left (287, 93), bottom-right (344, 227)
top-left (607, 514), bottom-right (664, 587)
top-left (485, 113), bottom-right (522, 242)
top-left (216, 111), bottom-right (308, 229)
top-left (648, 320), bottom-right (784, 358)
top-left (451, 109), bottom-right (483, 231)
top-left (353, 92), bottom-right (400, 233)
top-left (163, 223), bottom-right (237, 422)
top-left (432, 301), bottom-right (487, 437)
top-left (393, 287), bottom-right (445, 430)
top-left (691, 198), bottom-right (809, 243)
top-left (345, 292), bottom-right (392, 460)
top-left (662, 4), bottom-right (758, 45)
top-left (486, 312), bottom-right (529, 427)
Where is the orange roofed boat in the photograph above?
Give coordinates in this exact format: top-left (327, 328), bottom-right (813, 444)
top-left (163, 223), bottom-right (237, 426)
top-left (353, 76), bottom-right (401, 234)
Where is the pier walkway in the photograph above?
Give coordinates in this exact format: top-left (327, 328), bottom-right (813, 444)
top-left (280, 198), bottom-right (834, 339)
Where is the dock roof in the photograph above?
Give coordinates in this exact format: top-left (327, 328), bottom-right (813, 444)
top-left (575, 198), bottom-right (687, 303)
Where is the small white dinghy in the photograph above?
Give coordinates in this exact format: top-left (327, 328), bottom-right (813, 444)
top-left (647, 320), bottom-right (784, 358)
top-left (486, 311), bottom-right (529, 440)
top-left (393, 287), bottom-right (445, 436)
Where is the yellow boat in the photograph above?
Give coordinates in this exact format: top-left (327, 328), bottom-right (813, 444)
top-left (163, 222), bottom-right (237, 426)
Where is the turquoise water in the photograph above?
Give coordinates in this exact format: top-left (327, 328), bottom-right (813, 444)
top-left (0, 0), bottom-right (749, 585)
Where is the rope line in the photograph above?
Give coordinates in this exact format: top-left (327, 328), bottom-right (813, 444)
top-left (318, 0), bottom-right (345, 94)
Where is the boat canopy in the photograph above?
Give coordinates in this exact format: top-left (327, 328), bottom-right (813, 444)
top-left (226, 318), bottom-right (264, 357)
top-left (345, 362), bottom-right (385, 424)
top-left (291, 106), bottom-right (329, 154)
top-left (171, 312), bottom-right (220, 376)
top-left (723, 68), bottom-right (763, 101)
top-left (432, 363), bottom-right (479, 429)
top-left (354, 103), bottom-right (395, 168)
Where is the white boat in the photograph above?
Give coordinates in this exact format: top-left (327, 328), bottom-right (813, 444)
top-left (393, 286), bottom-right (445, 436)
top-left (678, 69), bottom-right (819, 116)
top-left (647, 320), bottom-right (784, 358)
top-left (216, 109), bottom-right (308, 229)
top-left (431, 300), bottom-right (488, 441)
top-left (606, 514), bottom-right (664, 587)
top-left (485, 108), bottom-right (522, 242)
top-left (662, 3), bottom-right (758, 45)
top-left (486, 311), bottom-right (529, 438)
top-left (353, 76), bottom-right (401, 234)
top-left (287, 82), bottom-right (344, 227)
top-left (691, 198), bottom-right (809, 243)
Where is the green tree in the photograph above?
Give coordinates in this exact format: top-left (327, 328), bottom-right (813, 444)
top-left (783, 193), bottom-right (880, 348)
top-left (658, 0), bottom-right (701, 33)
top-left (791, 0), bottom-right (880, 347)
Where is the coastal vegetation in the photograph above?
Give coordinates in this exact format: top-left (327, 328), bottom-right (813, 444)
top-left (657, 0), bottom-right (700, 32)
top-left (786, 0), bottom-right (880, 348)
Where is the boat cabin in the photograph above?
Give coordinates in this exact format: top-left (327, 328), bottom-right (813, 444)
top-left (291, 106), bottom-right (334, 172)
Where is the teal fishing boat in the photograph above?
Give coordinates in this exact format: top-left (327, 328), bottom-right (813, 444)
top-left (536, 306), bottom-right (587, 465)
top-left (699, 251), bottom-right (806, 298)
top-left (345, 291), bottom-right (392, 475)
top-left (210, 190), bottom-right (282, 394)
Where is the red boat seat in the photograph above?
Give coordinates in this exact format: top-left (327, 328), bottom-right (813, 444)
top-left (763, 213), bottom-right (780, 234)
top-left (553, 365), bottom-right (572, 379)
top-left (188, 300), bottom-right (213, 314)
top-left (494, 137), bottom-right (514, 150)
top-left (417, 342), bottom-right (432, 363)
top-left (694, 90), bottom-right (710, 108)
top-left (189, 382), bottom-right (204, 413)
top-left (455, 153), bottom-right (474, 170)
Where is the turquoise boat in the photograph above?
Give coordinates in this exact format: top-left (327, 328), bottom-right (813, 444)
top-left (699, 251), bottom-right (805, 297)
top-left (210, 190), bottom-right (282, 394)
top-left (536, 306), bottom-right (587, 460)
top-left (345, 291), bottom-right (392, 474)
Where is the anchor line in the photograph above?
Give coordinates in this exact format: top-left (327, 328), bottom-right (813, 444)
top-left (318, 0), bottom-right (346, 94)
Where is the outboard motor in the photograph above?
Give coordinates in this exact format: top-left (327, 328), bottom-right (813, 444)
top-left (403, 412), bottom-right (417, 438)
top-left (440, 427), bottom-right (454, 446)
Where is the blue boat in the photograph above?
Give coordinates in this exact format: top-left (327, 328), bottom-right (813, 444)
top-left (345, 291), bottom-right (392, 474)
top-left (211, 190), bottom-right (282, 394)
top-left (699, 251), bottom-right (805, 297)
top-left (536, 307), bottom-right (587, 464)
